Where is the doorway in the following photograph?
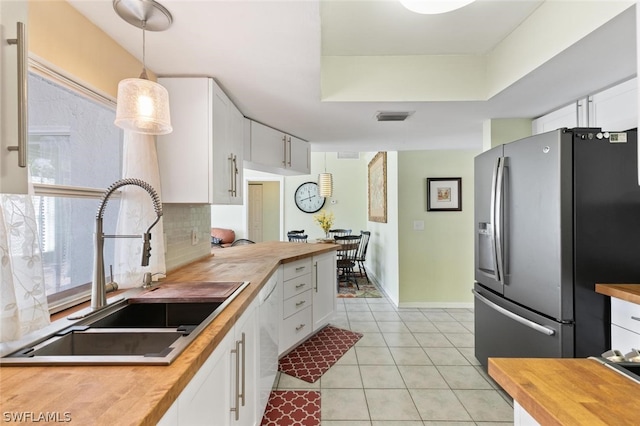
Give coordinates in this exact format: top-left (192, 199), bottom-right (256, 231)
top-left (245, 173), bottom-right (283, 242)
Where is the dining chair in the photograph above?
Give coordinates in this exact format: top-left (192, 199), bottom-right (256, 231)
top-left (355, 231), bottom-right (371, 283)
top-left (287, 229), bottom-right (304, 235)
top-left (334, 234), bottom-right (361, 289)
top-left (287, 234), bottom-right (308, 243)
top-left (328, 229), bottom-right (352, 239)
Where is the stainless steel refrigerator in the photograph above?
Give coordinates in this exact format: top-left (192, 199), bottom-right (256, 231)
top-left (474, 127), bottom-right (640, 368)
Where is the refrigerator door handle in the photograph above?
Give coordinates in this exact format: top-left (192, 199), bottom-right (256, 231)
top-left (493, 157), bottom-right (505, 284)
top-left (472, 289), bottom-right (556, 336)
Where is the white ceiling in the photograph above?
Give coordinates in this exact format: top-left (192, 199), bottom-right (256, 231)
top-left (68, 0), bottom-right (636, 152)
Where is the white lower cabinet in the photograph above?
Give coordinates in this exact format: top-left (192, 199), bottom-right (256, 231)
top-left (159, 299), bottom-right (260, 426)
top-left (279, 252), bottom-right (337, 355)
top-left (610, 297), bottom-right (640, 353)
top-left (232, 299), bottom-right (258, 426)
top-left (312, 252), bottom-right (337, 331)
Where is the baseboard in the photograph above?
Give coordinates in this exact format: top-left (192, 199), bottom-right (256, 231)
top-left (398, 301), bottom-right (474, 309)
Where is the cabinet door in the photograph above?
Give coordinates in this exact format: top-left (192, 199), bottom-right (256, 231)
top-left (211, 83), bottom-right (232, 204)
top-left (228, 102), bottom-right (244, 205)
top-left (312, 252), bottom-right (337, 331)
top-left (250, 121), bottom-right (286, 169)
top-left (0, 1), bottom-right (28, 194)
top-left (287, 135), bottom-right (310, 174)
top-left (157, 78), bottom-right (212, 203)
top-left (532, 102), bottom-right (578, 135)
top-left (589, 77), bottom-right (637, 131)
top-left (231, 300), bottom-right (258, 426)
top-left (178, 330), bottom-right (233, 426)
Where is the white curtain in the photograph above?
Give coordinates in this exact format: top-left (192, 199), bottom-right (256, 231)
top-left (0, 194), bottom-right (50, 342)
top-left (114, 131), bottom-right (166, 288)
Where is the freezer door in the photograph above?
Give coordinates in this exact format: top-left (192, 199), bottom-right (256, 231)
top-left (473, 284), bottom-right (574, 368)
top-left (502, 130), bottom-right (574, 320)
top-left (474, 145), bottom-right (504, 294)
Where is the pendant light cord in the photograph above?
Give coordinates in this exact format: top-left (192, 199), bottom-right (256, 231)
top-left (139, 20), bottom-right (149, 80)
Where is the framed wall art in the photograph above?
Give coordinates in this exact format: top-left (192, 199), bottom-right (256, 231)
top-left (427, 177), bottom-right (462, 212)
top-left (368, 152), bottom-right (387, 223)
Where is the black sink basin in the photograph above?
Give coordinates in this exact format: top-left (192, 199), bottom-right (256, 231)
top-left (29, 330), bottom-right (184, 357)
top-left (0, 281), bottom-right (250, 365)
top-left (88, 302), bottom-right (222, 328)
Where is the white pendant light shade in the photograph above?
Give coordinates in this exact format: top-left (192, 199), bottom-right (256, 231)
top-left (399, 0), bottom-right (475, 15)
top-left (115, 77), bottom-right (172, 135)
top-left (318, 172), bottom-right (333, 197)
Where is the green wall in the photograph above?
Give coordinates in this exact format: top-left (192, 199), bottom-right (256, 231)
top-left (397, 150), bottom-right (479, 306)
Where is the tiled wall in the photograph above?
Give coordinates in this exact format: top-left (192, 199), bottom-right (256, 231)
top-left (163, 204), bottom-right (212, 272)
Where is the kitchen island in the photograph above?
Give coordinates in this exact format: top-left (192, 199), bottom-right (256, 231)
top-left (490, 283), bottom-right (640, 425)
top-left (0, 242), bottom-right (337, 425)
top-left (489, 357), bottom-right (640, 425)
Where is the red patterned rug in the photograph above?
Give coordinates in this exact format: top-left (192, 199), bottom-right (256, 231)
top-left (278, 325), bottom-right (363, 383)
top-left (261, 390), bottom-right (320, 426)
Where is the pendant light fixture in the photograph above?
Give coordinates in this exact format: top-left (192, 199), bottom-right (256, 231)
top-left (318, 152), bottom-right (333, 198)
top-left (399, 0), bottom-right (475, 15)
top-left (113, 0), bottom-right (173, 135)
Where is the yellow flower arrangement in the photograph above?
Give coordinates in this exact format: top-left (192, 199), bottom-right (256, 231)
top-left (313, 210), bottom-right (334, 236)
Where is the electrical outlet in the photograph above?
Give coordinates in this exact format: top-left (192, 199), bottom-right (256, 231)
top-left (191, 228), bottom-right (198, 245)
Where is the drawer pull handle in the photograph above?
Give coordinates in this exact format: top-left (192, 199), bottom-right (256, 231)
top-left (295, 283), bottom-right (306, 289)
top-left (632, 316), bottom-right (640, 322)
top-left (295, 300), bottom-right (306, 307)
top-left (295, 266), bottom-right (306, 272)
top-left (295, 323), bottom-right (306, 331)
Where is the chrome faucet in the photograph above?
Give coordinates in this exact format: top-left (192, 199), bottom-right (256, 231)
top-left (91, 178), bottom-right (163, 310)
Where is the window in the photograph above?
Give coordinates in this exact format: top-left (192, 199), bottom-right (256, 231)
top-left (28, 64), bottom-right (123, 311)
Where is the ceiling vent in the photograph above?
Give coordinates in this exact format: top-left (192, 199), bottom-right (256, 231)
top-left (337, 152), bottom-right (360, 159)
top-left (376, 111), bottom-right (413, 122)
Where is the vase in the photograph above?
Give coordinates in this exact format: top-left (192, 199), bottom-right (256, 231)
top-left (325, 231), bottom-right (330, 240)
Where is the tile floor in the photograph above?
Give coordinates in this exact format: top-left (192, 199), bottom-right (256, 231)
top-left (274, 295), bottom-right (515, 426)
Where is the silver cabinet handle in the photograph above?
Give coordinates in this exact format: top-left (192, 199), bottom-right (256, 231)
top-left (314, 261), bottom-right (318, 292)
top-left (295, 266), bottom-right (306, 272)
top-left (230, 339), bottom-right (240, 421)
top-left (295, 323), bottom-right (306, 331)
top-left (295, 283), bottom-right (306, 289)
top-left (227, 153), bottom-right (237, 196)
top-left (632, 316), bottom-right (640, 322)
top-left (239, 332), bottom-right (246, 407)
top-left (295, 300), bottom-right (306, 307)
top-left (232, 154), bottom-right (238, 196)
top-left (472, 289), bottom-right (555, 336)
top-left (282, 135), bottom-right (287, 166)
top-left (6, 22), bottom-right (28, 168)
top-left (287, 136), bottom-right (292, 166)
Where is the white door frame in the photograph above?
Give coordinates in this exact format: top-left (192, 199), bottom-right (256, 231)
top-left (243, 171), bottom-right (285, 241)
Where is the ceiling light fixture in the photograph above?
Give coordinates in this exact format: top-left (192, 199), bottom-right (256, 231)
top-left (113, 0), bottom-right (173, 135)
top-left (399, 0), bottom-right (475, 15)
top-left (318, 152), bottom-right (333, 198)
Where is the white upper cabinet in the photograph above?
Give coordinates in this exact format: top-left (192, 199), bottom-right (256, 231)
top-left (589, 78), bottom-right (637, 131)
top-left (0, 1), bottom-right (28, 194)
top-left (157, 77), bottom-right (243, 204)
top-left (246, 120), bottom-right (310, 175)
top-left (533, 78), bottom-right (637, 135)
top-left (532, 102), bottom-right (581, 135)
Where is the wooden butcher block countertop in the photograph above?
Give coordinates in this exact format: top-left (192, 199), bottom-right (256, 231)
top-left (489, 358), bottom-right (640, 425)
top-left (0, 241), bottom-right (337, 426)
top-left (595, 283), bottom-right (640, 305)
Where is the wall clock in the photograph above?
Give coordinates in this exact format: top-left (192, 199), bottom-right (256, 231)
top-left (294, 181), bottom-right (326, 213)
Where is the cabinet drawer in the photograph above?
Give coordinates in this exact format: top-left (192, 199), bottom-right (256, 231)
top-left (283, 274), bottom-right (312, 299)
top-left (611, 298), bottom-right (640, 334)
top-left (283, 258), bottom-right (312, 281)
top-left (280, 306), bottom-right (312, 354)
top-left (283, 290), bottom-right (311, 319)
top-left (611, 324), bottom-right (640, 352)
